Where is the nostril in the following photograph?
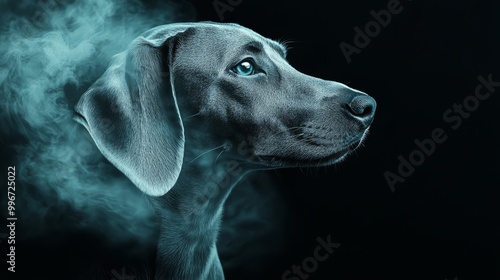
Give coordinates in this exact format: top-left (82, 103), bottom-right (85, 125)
top-left (360, 103), bottom-right (373, 117)
top-left (347, 95), bottom-right (376, 119)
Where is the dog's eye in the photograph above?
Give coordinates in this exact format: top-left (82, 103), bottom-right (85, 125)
top-left (232, 60), bottom-right (256, 76)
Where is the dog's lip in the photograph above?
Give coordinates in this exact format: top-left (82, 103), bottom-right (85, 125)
top-left (255, 137), bottom-right (364, 167)
top-left (347, 139), bottom-right (362, 151)
top-left (256, 147), bottom-right (351, 167)
top-left (254, 125), bottom-right (370, 168)
top-left (257, 150), bottom-right (348, 167)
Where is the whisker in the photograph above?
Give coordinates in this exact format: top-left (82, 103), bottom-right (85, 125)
top-left (213, 142), bottom-right (231, 167)
top-left (186, 112), bottom-right (202, 119)
top-left (266, 126), bottom-right (302, 139)
top-left (188, 144), bottom-right (226, 165)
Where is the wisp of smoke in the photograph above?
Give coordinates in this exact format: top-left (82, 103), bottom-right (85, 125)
top-left (0, 0), bottom-right (195, 245)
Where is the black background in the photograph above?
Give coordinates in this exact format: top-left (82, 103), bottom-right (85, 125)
top-left (3, 0), bottom-right (500, 279)
top-left (196, 0), bottom-right (500, 279)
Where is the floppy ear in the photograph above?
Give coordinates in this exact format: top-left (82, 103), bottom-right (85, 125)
top-left (75, 25), bottom-right (193, 196)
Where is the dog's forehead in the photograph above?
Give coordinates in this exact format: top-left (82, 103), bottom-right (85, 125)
top-left (184, 23), bottom-right (286, 58)
top-left (202, 23), bottom-right (263, 41)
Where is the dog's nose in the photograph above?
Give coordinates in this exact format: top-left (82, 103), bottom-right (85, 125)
top-left (346, 95), bottom-right (376, 126)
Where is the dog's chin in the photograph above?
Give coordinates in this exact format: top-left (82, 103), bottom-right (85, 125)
top-left (256, 138), bottom-right (364, 168)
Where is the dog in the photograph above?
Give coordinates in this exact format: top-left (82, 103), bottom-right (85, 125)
top-left (74, 21), bottom-right (376, 280)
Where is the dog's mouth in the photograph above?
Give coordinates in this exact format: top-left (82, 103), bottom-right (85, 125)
top-left (256, 136), bottom-right (365, 168)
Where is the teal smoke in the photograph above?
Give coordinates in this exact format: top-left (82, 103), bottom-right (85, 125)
top-left (0, 1), bottom-right (286, 270)
top-left (0, 0), bottom-right (195, 244)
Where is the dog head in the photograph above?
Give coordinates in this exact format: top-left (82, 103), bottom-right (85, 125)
top-left (75, 22), bottom-right (376, 196)
top-left (170, 23), bottom-right (376, 167)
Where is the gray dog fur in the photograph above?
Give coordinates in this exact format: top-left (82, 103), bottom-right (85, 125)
top-left (75, 22), bottom-right (376, 280)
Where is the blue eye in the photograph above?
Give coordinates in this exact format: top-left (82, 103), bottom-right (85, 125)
top-left (232, 60), bottom-right (255, 76)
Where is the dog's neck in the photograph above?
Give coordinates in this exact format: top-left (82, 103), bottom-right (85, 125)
top-left (153, 142), bottom-right (253, 280)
